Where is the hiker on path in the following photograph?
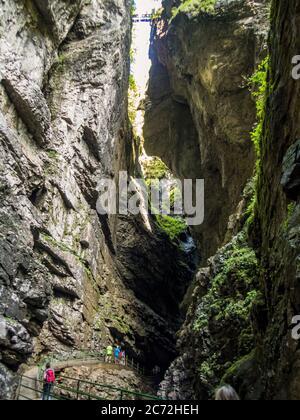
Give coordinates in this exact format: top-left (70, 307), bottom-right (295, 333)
top-left (114, 345), bottom-right (121, 364)
top-left (42, 363), bottom-right (55, 400)
top-left (119, 348), bottom-right (126, 366)
top-left (105, 344), bottom-right (113, 364)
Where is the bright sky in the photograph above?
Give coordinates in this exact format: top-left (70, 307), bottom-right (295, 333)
top-left (131, 0), bottom-right (161, 92)
top-left (135, 0), bottom-right (159, 14)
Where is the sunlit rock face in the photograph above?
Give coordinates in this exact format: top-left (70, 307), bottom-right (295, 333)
top-left (144, 0), bottom-right (269, 261)
top-left (0, 0), bottom-right (194, 399)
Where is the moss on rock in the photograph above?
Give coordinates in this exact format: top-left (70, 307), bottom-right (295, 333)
top-left (186, 233), bottom-right (262, 398)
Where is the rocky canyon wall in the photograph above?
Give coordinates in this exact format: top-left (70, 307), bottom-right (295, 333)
top-left (0, 0), bottom-right (194, 399)
top-left (144, 0), bottom-right (271, 400)
top-left (144, 0), bottom-right (269, 261)
top-left (250, 0), bottom-right (300, 400)
top-left (146, 0), bottom-right (300, 401)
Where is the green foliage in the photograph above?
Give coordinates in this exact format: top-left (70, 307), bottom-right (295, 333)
top-left (56, 53), bottom-right (68, 66)
top-left (287, 202), bottom-right (296, 218)
top-left (46, 150), bottom-right (60, 160)
top-left (194, 239), bottom-right (260, 332)
top-left (152, 8), bottom-right (164, 20)
top-left (130, 47), bottom-right (135, 64)
top-left (249, 56), bottom-right (270, 166)
top-left (244, 175), bottom-right (258, 231)
top-left (130, 0), bottom-right (136, 16)
top-left (221, 351), bottom-right (255, 385)
top-left (142, 157), bottom-right (187, 241)
top-left (192, 236), bottom-right (261, 396)
top-left (245, 56), bottom-right (270, 227)
top-left (129, 74), bottom-right (137, 91)
top-left (155, 214), bottom-right (187, 241)
top-left (170, 186), bottom-right (182, 210)
top-left (128, 74), bottom-right (138, 129)
top-left (198, 353), bottom-right (221, 384)
top-left (3, 316), bottom-right (18, 326)
top-left (143, 157), bottom-right (169, 180)
top-left (283, 202), bottom-right (297, 231)
top-left (171, 0), bottom-right (217, 19)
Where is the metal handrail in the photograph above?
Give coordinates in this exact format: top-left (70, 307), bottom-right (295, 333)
top-left (38, 351), bottom-right (154, 377)
top-left (18, 373), bottom-right (161, 401)
top-left (17, 380), bottom-right (70, 400)
top-left (18, 376), bottom-right (104, 401)
top-left (57, 374), bottom-right (162, 400)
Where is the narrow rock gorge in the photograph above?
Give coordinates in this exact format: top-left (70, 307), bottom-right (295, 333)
top-left (0, 0), bottom-right (194, 399)
top-left (1, 0), bottom-right (300, 401)
top-left (143, 0), bottom-right (300, 401)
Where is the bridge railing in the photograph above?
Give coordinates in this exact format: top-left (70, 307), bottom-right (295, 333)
top-left (37, 349), bottom-right (159, 379)
top-left (56, 374), bottom-right (162, 401)
top-left (132, 13), bottom-right (152, 22)
top-left (17, 374), bottom-right (162, 401)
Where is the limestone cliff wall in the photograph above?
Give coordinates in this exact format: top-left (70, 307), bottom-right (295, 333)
top-left (251, 0), bottom-right (300, 400)
top-left (0, 0), bottom-right (193, 399)
top-left (144, 0), bottom-right (271, 400)
top-left (147, 0), bottom-right (300, 401)
top-left (144, 0), bottom-right (269, 261)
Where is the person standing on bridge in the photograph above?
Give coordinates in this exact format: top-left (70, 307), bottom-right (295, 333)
top-left (42, 362), bottom-right (55, 400)
top-left (105, 344), bottom-right (113, 364)
top-left (114, 345), bottom-right (121, 365)
top-left (120, 348), bottom-right (126, 366)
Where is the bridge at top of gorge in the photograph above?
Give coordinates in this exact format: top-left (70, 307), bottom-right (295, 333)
top-left (132, 13), bottom-right (152, 23)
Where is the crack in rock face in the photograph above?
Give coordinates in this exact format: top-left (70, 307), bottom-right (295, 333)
top-left (2, 71), bottom-right (52, 147)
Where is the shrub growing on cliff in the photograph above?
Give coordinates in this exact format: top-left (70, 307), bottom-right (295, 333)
top-left (171, 0), bottom-right (217, 19)
top-left (141, 157), bottom-right (188, 241)
top-left (249, 56), bottom-right (270, 168)
top-left (194, 242), bottom-right (259, 332)
top-left (128, 74), bottom-right (139, 129)
top-left (155, 214), bottom-right (187, 241)
top-left (193, 235), bottom-right (261, 396)
top-left (142, 157), bottom-right (169, 181)
top-left (245, 56), bottom-right (270, 228)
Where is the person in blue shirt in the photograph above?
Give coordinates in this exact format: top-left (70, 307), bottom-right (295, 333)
top-left (114, 345), bottom-right (121, 364)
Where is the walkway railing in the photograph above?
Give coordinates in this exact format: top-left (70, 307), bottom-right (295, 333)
top-left (37, 350), bottom-right (158, 379)
top-left (17, 374), bottom-right (162, 401)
